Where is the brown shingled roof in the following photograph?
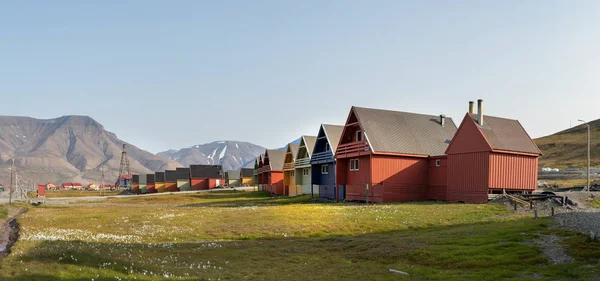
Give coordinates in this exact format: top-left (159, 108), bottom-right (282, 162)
top-left (322, 124), bottom-right (344, 154)
top-left (265, 149), bottom-right (286, 170)
top-left (301, 136), bottom-right (317, 157)
top-left (469, 113), bottom-right (541, 155)
top-left (353, 106), bottom-right (457, 156)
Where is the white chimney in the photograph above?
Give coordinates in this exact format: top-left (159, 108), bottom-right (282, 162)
top-left (469, 101), bottom-right (474, 114)
top-left (440, 114), bottom-right (446, 127)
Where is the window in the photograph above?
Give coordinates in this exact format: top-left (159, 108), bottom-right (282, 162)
top-left (321, 165), bottom-right (329, 174)
top-left (356, 131), bottom-right (362, 142)
top-left (303, 169), bottom-right (309, 176)
top-left (325, 143), bottom-right (330, 151)
top-left (290, 171), bottom-right (295, 177)
top-left (435, 160), bottom-right (441, 167)
top-left (350, 159), bottom-right (360, 171)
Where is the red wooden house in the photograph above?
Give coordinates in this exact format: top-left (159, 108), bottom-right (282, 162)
top-left (335, 106), bottom-right (457, 203)
top-left (262, 149), bottom-right (286, 195)
top-left (446, 100), bottom-right (542, 203)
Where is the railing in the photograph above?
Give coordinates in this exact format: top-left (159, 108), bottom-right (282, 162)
top-left (283, 162), bottom-right (295, 170)
top-left (311, 151), bottom-right (334, 164)
top-left (294, 158), bottom-right (311, 168)
top-left (336, 141), bottom-right (370, 157)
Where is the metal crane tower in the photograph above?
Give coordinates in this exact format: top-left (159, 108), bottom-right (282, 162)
top-left (116, 144), bottom-right (132, 190)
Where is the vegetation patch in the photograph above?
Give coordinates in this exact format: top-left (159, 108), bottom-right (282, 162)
top-left (1, 191), bottom-right (598, 280)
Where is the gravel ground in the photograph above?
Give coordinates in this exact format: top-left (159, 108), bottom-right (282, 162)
top-left (522, 234), bottom-right (574, 264)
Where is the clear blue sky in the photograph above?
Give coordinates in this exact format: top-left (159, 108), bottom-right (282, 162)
top-left (1, 1), bottom-right (599, 153)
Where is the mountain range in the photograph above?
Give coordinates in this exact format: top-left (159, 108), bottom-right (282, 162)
top-left (0, 115), bottom-right (182, 185)
top-left (0, 115), bottom-right (266, 186)
top-left (157, 141), bottom-right (266, 172)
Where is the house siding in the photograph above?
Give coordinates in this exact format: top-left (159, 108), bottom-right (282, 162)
top-left (370, 155), bottom-right (429, 202)
top-left (489, 153), bottom-right (538, 191)
top-left (447, 151), bottom-right (490, 203)
top-left (313, 163), bottom-right (337, 200)
top-left (428, 157), bottom-right (447, 201)
top-left (337, 155), bottom-right (371, 201)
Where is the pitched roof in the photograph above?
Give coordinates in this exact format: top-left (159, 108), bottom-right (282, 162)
top-left (321, 124), bottom-right (344, 154)
top-left (289, 143), bottom-right (300, 159)
top-left (240, 168), bottom-right (254, 177)
top-left (226, 170), bottom-right (241, 180)
top-left (352, 106), bottom-right (457, 156)
top-left (301, 135), bottom-right (317, 156)
top-left (265, 149), bottom-right (286, 170)
top-left (468, 113), bottom-right (541, 155)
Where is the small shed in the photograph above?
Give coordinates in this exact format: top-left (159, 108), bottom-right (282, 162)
top-left (226, 170), bottom-right (241, 187)
top-left (446, 100), bottom-right (542, 203)
top-left (139, 174), bottom-right (148, 193)
top-left (132, 175), bottom-right (140, 194)
top-left (165, 170), bottom-right (179, 192)
top-left (155, 172), bottom-right (166, 193)
top-left (176, 168), bottom-right (191, 191)
top-left (240, 168), bottom-right (254, 186)
top-left (146, 174), bottom-right (156, 193)
top-left (283, 143), bottom-right (300, 196)
top-left (37, 184), bottom-right (46, 197)
top-left (311, 124), bottom-right (345, 200)
top-left (295, 135), bottom-right (317, 196)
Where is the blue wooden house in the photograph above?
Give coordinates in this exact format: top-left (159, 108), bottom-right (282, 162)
top-left (310, 124), bottom-right (345, 200)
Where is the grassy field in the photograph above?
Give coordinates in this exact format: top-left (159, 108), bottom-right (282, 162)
top-left (29, 190), bottom-right (121, 198)
top-left (1, 191), bottom-right (599, 280)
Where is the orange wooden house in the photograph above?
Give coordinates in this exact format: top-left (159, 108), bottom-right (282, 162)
top-left (262, 149), bottom-right (286, 195)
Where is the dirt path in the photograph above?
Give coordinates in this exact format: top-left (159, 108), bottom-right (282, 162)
top-left (0, 209), bottom-right (25, 258)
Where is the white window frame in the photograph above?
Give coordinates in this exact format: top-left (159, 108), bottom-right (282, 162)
top-left (356, 131), bottom-right (362, 142)
top-left (350, 159), bottom-right (360, 171)
top-left (436, 160), bottom-right (441, 167)
top-left (321, 165), bottom-right (328, 174)
top-left (325, 143), bottom-right (330, 151)
top-left (290, 171), bottom-right (295, 178)
top-left (304, 168), bottom-right (309, 176)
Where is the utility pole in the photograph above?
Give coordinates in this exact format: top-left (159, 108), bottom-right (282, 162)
top-left (578, 120), bottom-right (591, 192)
top-left (9, 159), bottom-right (14, 205)
top-left (100, 165), bottom-right (105, 196)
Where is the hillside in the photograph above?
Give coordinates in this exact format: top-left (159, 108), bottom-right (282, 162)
top-left (534, 118), bottom-right (600, 169)
top-left (158, 141), bottom-right (266, 171)
top-left (0, 115), bottom-right (181, 185)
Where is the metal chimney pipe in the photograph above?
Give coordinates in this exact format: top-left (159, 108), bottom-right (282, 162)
top-left (440, 114), bottom-right (446, 127)
top-left (477, 99), bottom-right (484, 126)
top-left (469, 101), bottom-right (474, 114)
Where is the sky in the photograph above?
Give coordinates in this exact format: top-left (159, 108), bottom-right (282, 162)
top-left (1, 1), bottom-right (599, 153)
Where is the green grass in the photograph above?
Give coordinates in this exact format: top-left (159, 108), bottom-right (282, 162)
top-left (590, 199), bottom-right (600, 208)
top-left (29, 190), bottom-right (121, 198)
top-left (1, 191), bottom-right (599, 280)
